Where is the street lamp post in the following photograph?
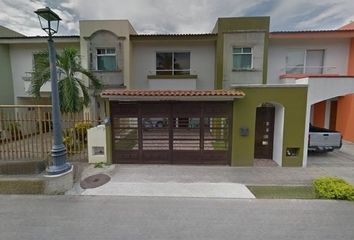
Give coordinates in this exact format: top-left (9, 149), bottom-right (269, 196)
top-left (35, 7), bottom-right (71, 175)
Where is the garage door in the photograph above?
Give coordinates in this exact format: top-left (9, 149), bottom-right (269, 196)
top-left (111, 101), bottom-right (232, 165)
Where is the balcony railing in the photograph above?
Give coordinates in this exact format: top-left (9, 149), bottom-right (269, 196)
top-left (282, 65), bottom-right (337, 75)
top-left (23, 72), bottom-right (51, 93)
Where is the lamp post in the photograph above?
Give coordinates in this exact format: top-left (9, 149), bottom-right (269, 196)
top-left (35, 7), bottom-right (71, 175)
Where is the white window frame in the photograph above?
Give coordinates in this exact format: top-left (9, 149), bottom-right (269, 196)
top-left (156, 51), bottom-right (191, 75)
top-left (232, 47), bottom-right (253, 70)
top-left (96, 48), bottom-right (117, 71)
top-left (285, 49), bottom-right (325, 74)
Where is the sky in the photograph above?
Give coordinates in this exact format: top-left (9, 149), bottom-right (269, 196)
top-left (0, 0), bottom-right (353, 36)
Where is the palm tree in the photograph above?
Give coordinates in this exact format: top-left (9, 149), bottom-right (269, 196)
top-left (30, 47), bottom-right (102, 113)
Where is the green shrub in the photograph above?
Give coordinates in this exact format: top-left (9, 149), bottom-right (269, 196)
top-left (74, 122), bottom-right (92, 142)
top-left (313, 177), bottom-right (354, 201)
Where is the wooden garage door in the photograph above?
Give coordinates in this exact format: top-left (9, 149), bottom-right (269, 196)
top-left (111, 101), bottom-right (232, 165)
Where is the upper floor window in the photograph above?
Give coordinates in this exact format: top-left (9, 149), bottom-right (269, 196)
top-left (286, 49), bottom-right (324, 74)
top-left (97, 48), bottom-right (117, 71)
top-left (156, 52), bottom-right (190, 75)
top-left (233, 47), bottom-right (253, 70)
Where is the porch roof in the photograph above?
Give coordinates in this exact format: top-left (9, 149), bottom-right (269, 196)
top-left (101, 89), bottom-right (245, 101)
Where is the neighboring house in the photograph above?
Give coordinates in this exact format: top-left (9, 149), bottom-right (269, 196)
top-left (2, 17), bottom-right (354, 167)
top-left (267, 22), bottom-right (354, 143)
top-left (0, 28), bottom-right (79, 107)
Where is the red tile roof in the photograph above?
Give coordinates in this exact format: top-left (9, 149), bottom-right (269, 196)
top-left (101, 89), bottom-right (245, 97)
top-left (338, 22), bottom-right (354, 30)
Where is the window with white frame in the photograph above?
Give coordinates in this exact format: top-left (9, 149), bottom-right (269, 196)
top-left (285, 49), bottom-right (325, 74)
top-left (96, 48), bottom-right (117, 71)
top-left (232, 47), bottom-right (253, 70)
top-left (156, 52), bottom-right (190, 75)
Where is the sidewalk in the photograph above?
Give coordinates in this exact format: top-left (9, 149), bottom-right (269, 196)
top-left (68, 141), bottom-right (354, 197)
top-left (69, 164), bottom-right (354, 197)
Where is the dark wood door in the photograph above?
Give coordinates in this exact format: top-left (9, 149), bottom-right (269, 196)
top-left (329, 100), bottom-right (337, 130)
top-left (254, 106), bottom-right (275, 159)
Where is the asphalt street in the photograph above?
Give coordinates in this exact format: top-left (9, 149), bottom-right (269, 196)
top-left (0, 195), bottom-right (353, 240)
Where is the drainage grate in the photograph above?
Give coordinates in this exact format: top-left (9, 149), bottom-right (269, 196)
top-left (80, 174), bottom-right (111, 189)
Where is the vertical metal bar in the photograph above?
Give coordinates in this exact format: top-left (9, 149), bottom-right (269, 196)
top-left (13, 111), bottom-right (19, 160)
top-left (4, 110), bottom-right (10, 160)
top-left (37, 107), bottom-right (43, 159)
top-left (20, 111), bottom-right (26, 159)
top-left (138, 103), bottom-right (143, 163)
top-left (0, 110), bottom-right (4, 160)
top-left (47, 111), bottom-right (52, 160)
top-left (169, 103), bottom-right (174, 164)
top-left (0, 110), bottom-right (5, 160)
top-left (20, 111), bottom-right (25, 159)
top-left (73, 112), bottom-right (76, 156)
top-left (29, 110), bottom-right (34, 159)
top-left (200, 102), bottom-right (204, 152)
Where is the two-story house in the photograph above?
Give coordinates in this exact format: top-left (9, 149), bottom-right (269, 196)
top-left (87, 17), bottom-right (308, 167)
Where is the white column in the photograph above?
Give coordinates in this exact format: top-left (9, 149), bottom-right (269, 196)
top-left (324, 100), bottom-right (331, 129)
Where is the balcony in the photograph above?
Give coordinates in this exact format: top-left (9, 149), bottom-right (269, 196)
top-left (279, 66), bottom-right (338, 83)
top-left (23, 72), bottom-right (51, 94)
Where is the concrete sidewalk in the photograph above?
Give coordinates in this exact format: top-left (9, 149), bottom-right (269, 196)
top-left (82, 182), bottom-right (255, 198)
top-left (101, 164), bottom-right (354, 185)
top-left (71, 141), bottom-right (354, 197)
top-left (69, 163), bottom-right (354, 198)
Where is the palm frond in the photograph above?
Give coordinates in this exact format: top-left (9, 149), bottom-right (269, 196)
top-left (58, 76), bottom-right (81, 113)
top-left (31, 47), bottom-right (101, 113)
top-left (76, 67), bottom-right (103, 91)
top-left (77, 79), bottom-right (90, 107)
top-left (30, 50), bottom-right (51, 97)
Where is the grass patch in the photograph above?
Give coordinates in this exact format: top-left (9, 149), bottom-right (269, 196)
top-left (0, 180), bottom-right (44, 194)
top-left (247, 185), bottom-right (317, 199)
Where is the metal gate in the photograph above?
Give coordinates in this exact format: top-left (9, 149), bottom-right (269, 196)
top-left (111, 101), bottom-right (232, 165)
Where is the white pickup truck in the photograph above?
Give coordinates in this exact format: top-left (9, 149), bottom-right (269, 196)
top-left (308, 125), bottom-right (342, 152)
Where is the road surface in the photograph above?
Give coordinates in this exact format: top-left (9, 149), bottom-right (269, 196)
top-left (0, 195), bottom-right (353, 240)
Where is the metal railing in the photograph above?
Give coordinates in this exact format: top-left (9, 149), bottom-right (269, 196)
top-left (283, 65), bottom-right (337, 75)
top-left (0, 105), bottom-right (99, 163)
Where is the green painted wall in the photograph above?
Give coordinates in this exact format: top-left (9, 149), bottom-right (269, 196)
top-left (0, 44), bottom-right (14, 105)
top-left (105, 99), bottom-right (112, 163)
top-left (214, 17), bottom-right (270, 89)
top-left (231, 86), bottom-right (308, 167)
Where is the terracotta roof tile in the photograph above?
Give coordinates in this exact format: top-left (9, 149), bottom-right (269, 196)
top-left (101, 89), bottom-right (245, 97)
top-left (338, 22), bottom-right (354, 30)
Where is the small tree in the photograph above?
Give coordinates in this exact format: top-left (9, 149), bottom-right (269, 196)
top-left (30, 47), bottom-right (102, 113)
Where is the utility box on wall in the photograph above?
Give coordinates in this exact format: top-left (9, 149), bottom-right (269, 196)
top-left (87, 125), bottom-right (107, 163)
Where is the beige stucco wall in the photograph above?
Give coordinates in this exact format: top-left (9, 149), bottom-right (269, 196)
top-left (223, 32), bottom-right (265, 88)
top-left (79, 20), bottom-right (137, 89)
top-left (131, 41), bottom-right (215, 89)
top-left (87, 31), bottom-right (125, 87)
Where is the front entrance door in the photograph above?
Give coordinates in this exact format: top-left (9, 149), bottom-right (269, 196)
top-left (254, 106), bottom-right (275, 159)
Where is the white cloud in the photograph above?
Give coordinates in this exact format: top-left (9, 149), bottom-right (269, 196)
top-left (0, 0), bottom-right (353, 35)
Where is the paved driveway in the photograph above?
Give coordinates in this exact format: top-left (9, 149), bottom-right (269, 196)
top-left (308, 141), bottom-right (354, 167)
